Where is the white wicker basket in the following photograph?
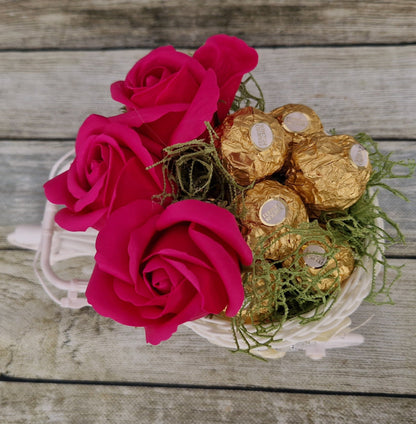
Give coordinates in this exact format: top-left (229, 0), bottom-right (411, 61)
top-left (184, 251), bottom-right (375, 359)
top-left (8, 150), bottom-right (382, 359)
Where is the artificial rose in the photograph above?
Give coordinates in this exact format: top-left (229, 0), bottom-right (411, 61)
top-left (44, 114), bottom-right (171, 231)
top-left (111, 34), bottom-right (258, 158)
top-left (85, 199), bottom-right (253, 345)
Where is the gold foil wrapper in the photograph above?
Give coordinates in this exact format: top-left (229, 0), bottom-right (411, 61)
top-left (299, 241), bottom-right (355, 291)
top-left (282, 239), bottom-right (355, 291)
top-left (218, 107), bottom-right (290, 185)
top-left (239, 268), bottom-right (277, 325)
top-left (239, 180), bottom-right (309, 260)
top-left (286, 134), bottom-right (372, 212)
top-left (271, 104), bottom-right (324, 141)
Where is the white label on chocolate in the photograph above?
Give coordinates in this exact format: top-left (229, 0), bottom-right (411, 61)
top-left (259, 198), bottom-right (287, 226)
top-left (250, 122), bottom-right (274, 150)
top-left (350, 144), bottom-right (369, 168)
top-left (283, 112), bottom-right (310, 133)
top-left (303, 245), bottom-right (327, 269)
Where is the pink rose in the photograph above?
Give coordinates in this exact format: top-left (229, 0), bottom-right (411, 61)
top-left (44, 114), bottom-right (170, 231)
top-left (85, 199), bottom-right (253, 344)
top-left (111, 34), bottom-right (258, 157)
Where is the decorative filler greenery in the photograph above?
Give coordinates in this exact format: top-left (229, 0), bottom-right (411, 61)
top-left (151, 77), bottom-right (415, 355)
top-left (321, 133), bottom-right (416, 305)
top-left (231, 73), bottom-right (265, 112)
top-left (231, 221), bottom-right (346, 351)
top-left (149, 126), bottom-right (248, 213)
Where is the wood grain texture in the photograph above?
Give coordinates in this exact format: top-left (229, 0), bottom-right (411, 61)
top-left (2, 0), bottom-right (416, 49)
top-left (1, 249), bottom-right (415, 394)
top-left (1, 46), bottom-right (415, 139)
top-left (1, 382), bottom-right (415, 424)
top-left (0, 141), bottom-right (74, 229)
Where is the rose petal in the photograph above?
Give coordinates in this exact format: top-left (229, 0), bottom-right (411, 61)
top-left (111, 46), bottom-right (193, 109)
top-left (74, 115), bottom-right (108, 160)
top-left (109, 157), bottom-right (168, 213)
top-left (110, 80), bottom-right (137, 110)
top-left (126, 46), bottom-right (190, 87)
top-left (156, 59), bottom-right (205, 104)
top-left (113, 276), bottom-right (164, 310)
top-left (145, 255), bottom-right (200, 292)
top-left (169, 69), bottom-right (219, 145)
top-left (73, 172), bottom-right (106, 212)
top-left (189, 224), bottom-right (244, 316)
top-left (194, 34), bottom-right (258, 89)
top-left (144, 294), bottom-right (204, 345)
top-left (44, 171), bottom-right (75, 206)
top-left (147, 267), bottom-right (172, 294)
top-left (54, 207), bottom-right (107, 232)
top-left (110, 104), bottom-right (189, 128)
top-left (86, 266), bottom-right (149, 327)
top-left (96, 200), bottom-right (163, 282)
top-left (194, 34), bottom-right (258, 120)
top-left (141, 257), bottom-right (179, 297)
top-left (143, 248), bottom-right (211, 271)
top-left (131, 75), bottom-right (174, 108)
top-left (143, 223), bottom-right (199, 262)
top-left (126, 212), bottom-right (165, 286)
top-left (156, 199), bottom-right (253, 267)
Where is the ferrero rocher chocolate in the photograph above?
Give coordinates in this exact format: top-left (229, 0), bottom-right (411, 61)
top-left (285, 134), bottom-right (372, 212)
top-left (288, 240), bottom-right (355, 292)
top-left (239, 180), bottom-right (309, 260)
top-left (217, 107), bottom-right (290, 185)
top-left (239, 269), bottom-right (277, 324)
top-left (270, 104), bottom-right (324, 140)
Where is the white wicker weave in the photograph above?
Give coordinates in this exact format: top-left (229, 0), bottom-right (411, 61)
top-left (184, 250), bottom-right (377, 359)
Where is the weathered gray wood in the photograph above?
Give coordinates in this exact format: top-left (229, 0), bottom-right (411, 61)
top-left (1, 46), bottom-right (416, 139)
top-left (1, 382), bottom-right (415, 424)
top-left (371, 141), bottom-right (416, 257)
top-left (2, 0), bottom-right (416, 49)
top-left (0, 141), bottom-right (74, 230)
top-left (1, 248), bottom-right (414, 394)
top-left (1, 140), bottom-right (414, 255)
top-left (1, 1), bottom-right (414, 419)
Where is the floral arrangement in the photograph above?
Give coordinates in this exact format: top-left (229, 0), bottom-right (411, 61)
top-left (43, 34), bottom-right (414, 353)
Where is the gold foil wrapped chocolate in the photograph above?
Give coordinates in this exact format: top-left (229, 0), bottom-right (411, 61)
top-left (239, 180), bottom-right (309, 260)
top-left (218, 107), bottom-right (290, 185)
top-left (286, 134), bottom-right (372, 212)
top-left (238, 268), bottom-right (277, 324)
top-left (285, 240), bottom-right (355, 292)
top-left (271, 104), bottom-right (324, 140)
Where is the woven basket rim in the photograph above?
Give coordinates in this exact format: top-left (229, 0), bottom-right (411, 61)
top-left (184, 217), bottom-right (382, 356)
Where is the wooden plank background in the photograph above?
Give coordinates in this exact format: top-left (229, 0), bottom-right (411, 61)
top-left (2, 0), bottom-right (416, 49)
top-left (1, 46), bottom-right (416, 140)
top-left (1, 1), bottom-right (415, 423)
